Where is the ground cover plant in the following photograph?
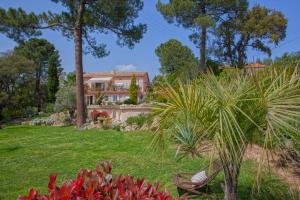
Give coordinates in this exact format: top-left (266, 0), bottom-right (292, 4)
top-left (0, 126), bottom-right (296, 200)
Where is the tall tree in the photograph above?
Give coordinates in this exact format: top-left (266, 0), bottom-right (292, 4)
top-left (129, 74), bottom-right (138, 104)
top-left (155, 39), bottom-right (199, 81)
top-left (0, 51), bottom-right (35, 120)
top-left (0, 0), bottom-right (146, 127)
top-left (215, 3), bottom-right (287, 68)
top-left (48, 54), bottom-right (60, 103)
top-left (156, 0), bottom-right (236, 72)
top-left (15, 38), bottom-right (60, 111)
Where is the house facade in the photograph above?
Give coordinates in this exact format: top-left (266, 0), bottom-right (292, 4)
top-left (218, 62), bottom-right (267, 73)
top-left (83, 71), bottom-right (150, 105)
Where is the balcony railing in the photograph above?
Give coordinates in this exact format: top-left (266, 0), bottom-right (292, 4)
top-left (88, 86), bottom-right (141, 92)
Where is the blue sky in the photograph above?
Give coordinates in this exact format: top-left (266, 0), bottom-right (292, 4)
top-left (1, 0), bottom-right (300, 79)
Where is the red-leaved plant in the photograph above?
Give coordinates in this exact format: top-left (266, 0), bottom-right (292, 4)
top-left (18, 161), bottom-right (179, 200)
top-left (99, 111), bottom-right (109, 118)
top-left (91, 110), bottom-right (109, 122)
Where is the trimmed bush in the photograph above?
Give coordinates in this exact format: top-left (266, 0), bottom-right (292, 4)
top-left (123, 98), bottom-right (135, 105)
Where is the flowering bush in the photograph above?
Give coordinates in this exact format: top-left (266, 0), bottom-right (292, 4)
top-left (18, 161), bottom-right (177, 200)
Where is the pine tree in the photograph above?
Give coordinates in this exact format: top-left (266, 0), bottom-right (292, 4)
top-left (48, 54), bottom-right (60, 103)
top-left (129, 74), bottom-right (138, 104)
top-left (157, 0), bottom-right (238, 72)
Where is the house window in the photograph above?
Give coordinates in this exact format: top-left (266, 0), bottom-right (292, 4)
top-left (113, 95), bottom-right (117, 102)
top-left (89, 96), bottom-right (93, 105)
top-left (103, 96), bottom-right (108, 101)
top-left (95, 82), bottom-right (105, 91)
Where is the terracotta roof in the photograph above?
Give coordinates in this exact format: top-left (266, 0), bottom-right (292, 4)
top-left (245, 62), bottom-right (266, 69)
top-left (83, 71), bottom-right (148, 78)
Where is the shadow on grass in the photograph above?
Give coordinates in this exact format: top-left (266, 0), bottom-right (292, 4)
top-left (0, 145), bottom-right (22, 153)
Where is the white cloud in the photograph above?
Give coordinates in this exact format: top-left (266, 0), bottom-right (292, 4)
top-left (115, 64), bottom-right (137, 72)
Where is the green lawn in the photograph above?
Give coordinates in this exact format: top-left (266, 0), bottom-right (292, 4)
top-left (0, 126), bottom-right (293, 200)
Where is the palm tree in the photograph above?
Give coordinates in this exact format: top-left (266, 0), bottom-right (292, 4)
top-left (151, 66), bottom-right (300, 200)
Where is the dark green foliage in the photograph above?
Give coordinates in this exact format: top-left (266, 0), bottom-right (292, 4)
top-left (0, 1), bottom-right (146, 58)
top-left (0, 8), bottom-right (42, 43)
top-left (124, 98), bottom-right (135, 105)
top-left (145, 75), bottom-right (169, 103)
top-left (157, 0), bottom-right (238, 71)
top-left (215, 2), bottom-right (287, 67)
top-left (206, 58), bottom-right (220, 75)
top-left (48, 55), bottom-right (60, 103)
top-left (274, 51), bottom-right (300, 67)
top-left (155, 39), bottom-right (199, 81)
top-left (41, 103), bottom-right (55, 114)
top-left (15, 38), bottom-right (61, 110)
top-left (0, 51), bottom-right (35, 120)
top-left (129, 74), bottom-right (138, 104)
top-left (64, 72), bottom-right (76, 86)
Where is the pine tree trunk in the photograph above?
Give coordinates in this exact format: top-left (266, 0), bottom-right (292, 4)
top-left (35, 69), bottom-right (41, 112)
top-left (200, 4), bottom-right (207, 73)
top-left (74, 2), bottom-right (85, 128)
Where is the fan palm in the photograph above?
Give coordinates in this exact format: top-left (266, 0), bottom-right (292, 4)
top-left (152, 66), bottom-right (300, 200)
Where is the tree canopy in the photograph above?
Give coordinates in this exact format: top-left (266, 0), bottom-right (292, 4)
top-left (155, 39), bottom-right (199, 81)
top-left (0, 1), bottom-right (146, 55)
top-left (157, 0), bottom-right (238, 71)
top-left (0, 51), bottom-right (35, 120)
top-left (15, 38), bottom-right (61, 111)
top-left (214, 3), bottom-right (287, 68)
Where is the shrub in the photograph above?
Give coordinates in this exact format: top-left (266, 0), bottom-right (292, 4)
top-left (126, 114), bottom-right (147, 128)
top-left (41, 103), bottom-right (54, 114)
top-left (25, 106), bottom-right (37, 118)
top-left (112, 124), bottom-right (121, 131)
top-left (115, 101), bottom-right (123, 105)
top-left (90, 110), bottom-right (100, 122)
top-left (18, 161), bottom-right (176, 200)
top-left (123, 98), bottom-right (135, 105)
top-left (102, 118), bottom-right (112, 130)
top-left (91, 110), bottom-right (109, 122)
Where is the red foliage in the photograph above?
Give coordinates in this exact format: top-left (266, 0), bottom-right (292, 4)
top-left (99, 111), bottom-right (109, 118)
top-left (90, 109), bottom-right (100, 122)
top-left (90, 110), bottom-right (109, 122)
top-left (18, 161), bottom-right (179, 200)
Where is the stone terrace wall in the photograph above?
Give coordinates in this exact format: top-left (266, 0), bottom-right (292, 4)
top-left (87, 104), bottom-right (153, 122)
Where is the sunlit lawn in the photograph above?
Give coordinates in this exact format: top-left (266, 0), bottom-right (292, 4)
top-left (0, 126), bottom-right (292, 200)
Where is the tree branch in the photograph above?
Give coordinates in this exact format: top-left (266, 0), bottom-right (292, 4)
top-left (33, 23), bottom-right (74, 31)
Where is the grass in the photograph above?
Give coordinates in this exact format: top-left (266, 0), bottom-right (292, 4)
top-left (0, 126), bottom-right (295, 200)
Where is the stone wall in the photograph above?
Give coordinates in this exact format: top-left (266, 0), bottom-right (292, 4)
top-left (87, 104), bottom-right (152, 122)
